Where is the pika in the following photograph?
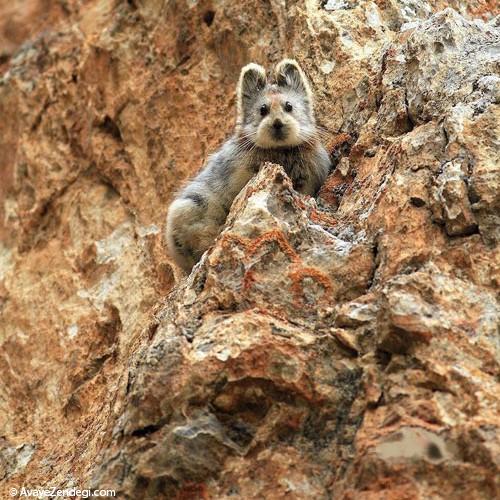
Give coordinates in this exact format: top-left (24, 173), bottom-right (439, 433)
top-left (166, 59), bottom-right (331, 272)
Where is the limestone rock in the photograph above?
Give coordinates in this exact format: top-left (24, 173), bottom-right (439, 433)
top-left (431, 158), bottom-right (478, 237)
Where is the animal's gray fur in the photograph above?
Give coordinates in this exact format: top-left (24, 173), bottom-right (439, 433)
top-left (165, 59), bottom-right (331, 272)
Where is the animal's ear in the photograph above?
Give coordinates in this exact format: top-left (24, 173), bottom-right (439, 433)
top-left (275, 59), bottom-right (313, 109)
top-left (237, 63), bottom-right (266, 122)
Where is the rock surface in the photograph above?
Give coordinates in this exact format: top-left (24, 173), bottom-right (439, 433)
top-left (0, 1), bottom-right (499, 499)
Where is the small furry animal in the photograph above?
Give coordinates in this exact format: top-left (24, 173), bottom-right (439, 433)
top-left (166, 59), bottom-right (331, 272)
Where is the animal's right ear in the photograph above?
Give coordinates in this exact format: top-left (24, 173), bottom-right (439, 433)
top-left (275, 59), bottom-right (313, 110)
top-left (237, 63), bottom-right (266, 122)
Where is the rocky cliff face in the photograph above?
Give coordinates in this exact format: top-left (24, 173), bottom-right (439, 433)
top-left (1, 1), bottom-right (499, 498)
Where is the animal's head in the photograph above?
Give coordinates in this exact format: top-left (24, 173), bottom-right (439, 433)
top-left (236, 59), bottom-right (316, 149)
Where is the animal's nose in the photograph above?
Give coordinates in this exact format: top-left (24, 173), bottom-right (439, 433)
top-left (273, 119), bottom-right (284, 130)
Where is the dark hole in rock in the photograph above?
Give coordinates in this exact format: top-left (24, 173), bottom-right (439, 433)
top-left (131, 423), bottom-right (162, 437)
top-left (468, 188), bottom-right (480, 204)
top-left (434, 41), bottom-right (444, 53)
top-left (275, 172), bottom-right (285, 184)
top-left (375, 349), bottom-right (392, 368)
top-left (148, 322), bottom-right (159, 340)
top-left (100, 116), bottom-right (123, 142)
top-left (203, 10), bottom-right (215, 26)
top-left (410, 196), bottom-right (426, 207)
top-left (427, 442), bottom-right (443, 460)
top-left (213, 378), bottom-right (300, 449)
top-left (225, 421), bottom-right (255, 447)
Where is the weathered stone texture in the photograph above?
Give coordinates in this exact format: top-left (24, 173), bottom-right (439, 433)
top-left (0, 1), bottom-right (498, 499)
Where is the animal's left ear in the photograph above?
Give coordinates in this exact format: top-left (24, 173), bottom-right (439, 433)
top-left (237, 63), bottom-right (267, 124)
top-left (275, 59), bottom-right (313, 107)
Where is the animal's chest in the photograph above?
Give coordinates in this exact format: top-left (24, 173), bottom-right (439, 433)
top-left (256, 150), bottom-right (310, 189)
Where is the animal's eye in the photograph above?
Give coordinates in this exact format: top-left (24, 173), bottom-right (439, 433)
top-left (260, 104), bottom-right (269, 117)
top-left (284, 101), bottom-right (293, 112)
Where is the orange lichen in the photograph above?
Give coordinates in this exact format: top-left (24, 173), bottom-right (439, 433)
top-left (220, 222), bottom-right (338, 309)
top-left (466, 0), bottom-right (497, 19)
top-left (288, 266), bottom-right (333, 307)
top-left (318, 169), bottom-right (352, 206)
top-left (293, 196), bottom-right (307, 210)
top-left (247, 230), bottom-right (300, 263)
top-left (309, 208), bottom-right (338, 227)
top-left (219, 233), bottom-right (251, 250)
top-left (327, 133), bottom-right (352, 154)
